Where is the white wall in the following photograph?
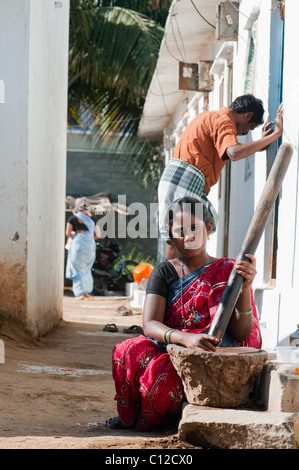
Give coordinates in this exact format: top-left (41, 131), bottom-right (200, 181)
top-left (275, 0), bottom-right (299, 344)
top-left (229, 0), bottom-right (263, 261)
top-left (0, 0), bottom-right (70, 336)
top-left (0, 0), bottom-right (31, 321)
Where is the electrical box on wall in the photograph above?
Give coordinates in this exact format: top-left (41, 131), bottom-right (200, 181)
top-left (178, 62), bottom-right (198, 91)
top-left (216, 1), bottom-right (239, 40)
top-left (178, 61), bottom-right (213, 92)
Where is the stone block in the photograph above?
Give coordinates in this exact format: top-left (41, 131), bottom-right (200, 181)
top-left (267, 364), bottom-right (299, 412)
top-left (294, 414), bottom-right (299, 448)
top-left (167, 344), bottom-right (268, 408)
top-left (179, 403), bottom-right (298, 449)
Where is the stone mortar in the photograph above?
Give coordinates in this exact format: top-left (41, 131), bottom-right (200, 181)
top-left (167, 344), bottom-right (268, 408)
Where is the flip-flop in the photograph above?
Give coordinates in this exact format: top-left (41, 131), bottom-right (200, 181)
top-left (123, 325), bottom-right (143, 334)
top-left (115, 305), bottom-right (132, 316)
top-left (103, 323), bottom-right (118, 332)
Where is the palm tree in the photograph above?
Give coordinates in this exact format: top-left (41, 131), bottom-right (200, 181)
top-left (68, 1), bottom-right (169, 191)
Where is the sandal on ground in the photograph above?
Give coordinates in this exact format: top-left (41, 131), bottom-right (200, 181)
top-left (115, 305), bottom-right (132, 316)
top-left (105, 417), bottom-right (124, 429)
top-left (103, 323), bottom-right (118, 332)
top-left (123, 325), bottom-right (143, 334)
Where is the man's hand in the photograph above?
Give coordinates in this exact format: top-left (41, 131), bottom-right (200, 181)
top-left (259, 103), bottom-right (283, 150)
top-left (274, 102), bottom-right (283, 137)
top-left (261, 120), bottom-right (274, 138)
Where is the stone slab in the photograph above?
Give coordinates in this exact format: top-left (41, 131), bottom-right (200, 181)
top-left (179, 403), bottom-right (299, 449)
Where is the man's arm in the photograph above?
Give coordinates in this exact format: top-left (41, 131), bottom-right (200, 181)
top-left (226, 103), bottom-right (283, 162)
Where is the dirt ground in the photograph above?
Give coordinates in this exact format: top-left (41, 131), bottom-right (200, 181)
top-left (0, 290), bottom-right (200, 451)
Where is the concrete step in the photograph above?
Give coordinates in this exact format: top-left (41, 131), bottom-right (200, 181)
top-left (179, 403), bottom-right (299, 449)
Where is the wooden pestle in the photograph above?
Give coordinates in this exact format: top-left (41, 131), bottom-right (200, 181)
top-left (208, 143), bottom-right (293, 343)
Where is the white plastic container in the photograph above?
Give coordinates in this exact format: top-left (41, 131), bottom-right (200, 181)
top-left (125, 282), bottom-right (134, 298)
top-left (130, 280), bottom-right (148, 308)
top-left (275, 346), bottom-right (299, 364)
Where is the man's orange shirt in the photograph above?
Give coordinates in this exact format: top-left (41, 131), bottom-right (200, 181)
top-left (172, 107), bottom-right (238, 194)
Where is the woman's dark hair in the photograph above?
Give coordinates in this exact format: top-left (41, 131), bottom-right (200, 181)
top-left (229, 94), bottom-right (264, 125)
top-left (165, 196), bottom-right (213, 239)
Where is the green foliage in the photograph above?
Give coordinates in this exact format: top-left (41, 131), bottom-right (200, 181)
top-left (92, 1), bottom-right (170, 26)
top-left (68, 0), bottom-right (168, 193)
top-left (115, 245), bottom-right (156, 268)
top-left (69, 1), bottom-right (164, 133)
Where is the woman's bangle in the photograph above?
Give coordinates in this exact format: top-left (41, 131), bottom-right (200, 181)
top-left (235, 306), bottom-right (253, 316)
top-left (163, 328), bottom-right (176, 345)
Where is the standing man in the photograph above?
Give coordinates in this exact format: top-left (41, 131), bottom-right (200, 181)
top-left (158, 94), bottom-right (283, 259)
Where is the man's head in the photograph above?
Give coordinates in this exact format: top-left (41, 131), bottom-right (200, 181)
top-left (229, 94), bottom-right (264, 135)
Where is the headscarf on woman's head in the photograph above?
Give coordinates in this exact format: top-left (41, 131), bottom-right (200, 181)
top-left (75, 197), bottom-right (90, 212)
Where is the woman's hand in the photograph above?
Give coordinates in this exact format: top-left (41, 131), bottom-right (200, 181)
top-left (235, 254), bottom-right (257, 290)
top-left (183, 332), bottom-right (220, 351)
top-left (228, 254), bottom-right (256, 341)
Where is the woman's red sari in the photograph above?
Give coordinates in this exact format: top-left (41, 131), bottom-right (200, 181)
top-left (112, 258), bottom-right (262, 431)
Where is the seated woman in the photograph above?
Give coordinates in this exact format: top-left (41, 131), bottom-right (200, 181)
top-left (106, 196), bottom-right (262, 431)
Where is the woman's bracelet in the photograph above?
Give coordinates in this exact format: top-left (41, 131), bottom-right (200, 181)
top-left (235, 306), bottom-right (253, 316)
top-left (163, 328), bottom-right (176, 345)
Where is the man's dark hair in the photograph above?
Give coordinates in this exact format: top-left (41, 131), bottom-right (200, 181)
top-left (229, 94), bottom-right (264, 125)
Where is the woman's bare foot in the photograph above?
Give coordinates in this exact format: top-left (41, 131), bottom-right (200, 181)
top-left (76, 295), bottom-right (85, 300)
top-left (76, 293), bottom-right (91, 300)
top-left (105, 417), bottom-right (124, 429)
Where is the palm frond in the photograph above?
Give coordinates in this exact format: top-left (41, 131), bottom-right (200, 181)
top-left (69, 4), bottom-right (163, 106)
top-left (68, 0), bottom-right (167, 192)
